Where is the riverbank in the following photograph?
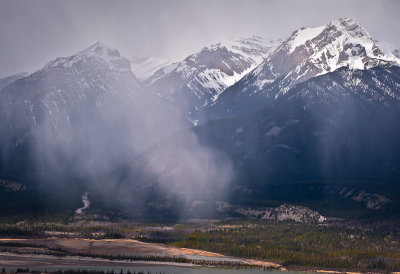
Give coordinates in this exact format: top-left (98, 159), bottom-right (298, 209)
top-left (0, 238), bottom-right (281, 270)
top-left (1, 219), bottom-right (399, 273)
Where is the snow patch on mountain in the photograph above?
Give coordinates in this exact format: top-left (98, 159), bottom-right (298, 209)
top-left (131, 56), bottom-right (173, 81)
top-left (285, 18), bottom-right (400, 77)
top-left (145, 43), bottom-right (256, 112)
top-left (145, 36), bottom-right (281, 115)
top-left (200, 66), bottom-right (254, 101)
top-left (147, 62), bottom-right (180, 84)
top-left (224, 36), bottom-right (282, 64)
top-left (44, 42), bottom-right (132, 73)
top-left (288, 26), bottom-right (325, 53)
top-left (239, 18), bottom-right (400, 99)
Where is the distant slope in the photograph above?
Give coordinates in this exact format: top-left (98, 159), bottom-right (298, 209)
top-left (195, 66), bottom-right (400, 184)
top-left (131, 56), bottom-right (173, 81)
top-left (0, 42), bottom-right (186, 177)
top-left (144, 37), bottom-right (281, 123)
top-left (0, 72), bottom-right (28, 91)
top-left (126, 65), bottom-right (400, 218)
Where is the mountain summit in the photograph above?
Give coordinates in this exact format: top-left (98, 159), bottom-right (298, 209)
top-left (252, 18), bottom-right (399, 93)
top-left (271, 17), bottom-right (398, 91)
top-left (0, 19), bottom-right (400, 221)
top-left (205, 18), bottom-right (400, 121)
top-left (144, 36), bottom-right (281, 122)
top-left (43, 41), bottom-right (132, 73)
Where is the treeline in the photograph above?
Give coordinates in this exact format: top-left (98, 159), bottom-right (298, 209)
top-left (0, 222), bottom-right (129, 239)
top-left (172, 221), bottom-right (400, 272)
top-left (2, 268), bottom-right (167, 274)
top-left (0, 221), bottom-right (188, 242)
top-left (0, 226), bottom-right (36, 237)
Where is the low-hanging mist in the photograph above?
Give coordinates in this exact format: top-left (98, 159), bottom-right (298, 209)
top-left (0, 42), bottom-right (234, 220)
top-left (1, 15), bottom-right (400, 221)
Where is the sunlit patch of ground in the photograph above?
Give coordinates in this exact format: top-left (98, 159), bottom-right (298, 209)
top-left (0, 238), bottom-right (282, 269)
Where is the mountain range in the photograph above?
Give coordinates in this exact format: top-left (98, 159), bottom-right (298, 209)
top-left (142, 36), bottom-right (281, 124)
top-left (0, 18), bottom-right (399, 221)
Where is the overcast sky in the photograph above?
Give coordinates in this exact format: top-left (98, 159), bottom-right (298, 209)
top-left (0, 0), bottom-right (399, 78)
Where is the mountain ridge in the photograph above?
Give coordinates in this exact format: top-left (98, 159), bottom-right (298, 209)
top-left (203, 18), bottom-right (400, 122)
top-left (0, 18), bottom-right (399, 220)
top-left (143, 36), bottom-right (281, 123)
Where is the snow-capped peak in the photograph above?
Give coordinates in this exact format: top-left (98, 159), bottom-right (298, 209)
top-left (144, 37), bottom-right (275, 114)
top-left (285, 18), bottom-right (371, 54)
top-left (330, 17), bottom-right (371, 38)
top-left (304, 17), bottom-right (399, 70)
top-left (285, 17), bottom-right (399, 69)
top-left (84, 41), bottom-right (121, 57)
top-left (43, 41), bottom-right (132, 73)
top-left (249, 18), bottom-right (400, 94)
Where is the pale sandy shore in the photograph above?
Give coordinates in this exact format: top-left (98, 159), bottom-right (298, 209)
top-left (0, 238), bottom-right (282, 269)
top-left (1, 238), bottom-right (377, 273)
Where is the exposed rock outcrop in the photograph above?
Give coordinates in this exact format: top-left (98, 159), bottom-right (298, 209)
top-left (236, 204), bottom-right (326, 224)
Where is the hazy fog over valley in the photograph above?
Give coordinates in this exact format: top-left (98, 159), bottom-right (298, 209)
top-left (0, 1), bottom-right (400, 272)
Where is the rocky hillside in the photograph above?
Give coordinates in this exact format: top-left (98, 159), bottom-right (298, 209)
top-left (237, 204), bottom-right (326, 224)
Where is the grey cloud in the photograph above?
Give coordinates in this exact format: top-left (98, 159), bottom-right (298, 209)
top-left (0, 0), bottom-right (399, 78)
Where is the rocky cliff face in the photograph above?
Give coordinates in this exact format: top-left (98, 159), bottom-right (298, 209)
top-left (237, 204), bottom-right (326, 224)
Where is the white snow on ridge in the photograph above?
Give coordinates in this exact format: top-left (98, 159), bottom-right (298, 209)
top-left (131, 56), bottom-right (173, 81)
top-left (44, 42), bottom-right (131, 73)
top-left (257, 17), bottom-right (400, 96)
top-left (145, 36), bottom-right (281, 106)
top-left (147, 62), bottom-right (180, 85)
top-left (143, 36), bottom-right (281, 112)
top-left (198, 66), bottom-right (255, 102)
top-left (311, 18), bottom-right (399, 71)
top-left (287, 26), bottom-right (325, 53)
top-left (223, 36), bottom-right (282, 64)
top-left (199, 67), bottom-right (253, 91)
top-left (376, 41), bottom-right (400, 62)
top-left (287, 18), bottom-right (400, 76)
